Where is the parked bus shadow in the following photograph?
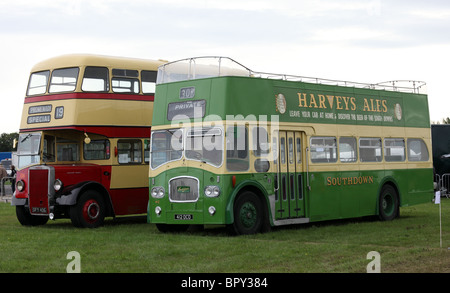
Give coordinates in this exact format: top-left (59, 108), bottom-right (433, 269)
top-left (38, 214), bottom-right (411, 233)
top-left (270, 216), bottom-right (381, 232)
top-left (39, 215), bottom-right (148, 229)
top-left (172, 215), bottom-right (390, 236)
top-left (104, 215), bottom-right (148, 226)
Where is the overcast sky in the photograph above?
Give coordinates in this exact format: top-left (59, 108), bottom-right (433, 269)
top-left (1, 0), bottom-right (449, 133)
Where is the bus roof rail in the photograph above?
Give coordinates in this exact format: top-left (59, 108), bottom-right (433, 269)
top-left (156, 56), bottom-right (252, 85)
top-left (157, 56), bottom-right (426, 94)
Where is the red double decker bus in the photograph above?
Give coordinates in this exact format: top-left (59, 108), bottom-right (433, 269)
top-left (12, 54), bottom-right (166, 227)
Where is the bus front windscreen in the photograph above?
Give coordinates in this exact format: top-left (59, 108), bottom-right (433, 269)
top-left (17, 132), bottom-right (41, 168)
top-left (150, 129), bottom-right (183, 169)
top-left (185, 127), bottom-right (223, 166)
top-left (150, 127), bottom-right (224, 169)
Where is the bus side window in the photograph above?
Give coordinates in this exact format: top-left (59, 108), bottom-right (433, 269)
top-left (112, 78), bottom-right (139, 94)
top-left (49, 67), bottom-right (79, 93)
top-left (226, 126), bottom-right (249, 171)
top-left (252, 127), bottom-right (270, 172)
top-left (310, 137), bottom-right (337, 163)
top-left (84, 140), bottom-right (110, 160)
top-left (43, 135), bottom-right (56, 162)
top-left (272, 137), bottom-right (278, 164)
top-left (280, 137), bottom-right (286, 164)
top-left (339, 137), bottom-right (357, 163)
top-left (384, 138), bottom-right (405, 162)
top-left (118, 140), bottom-right (142, 164)
top-left (359, 138), bottom-right (382, 162)
top-left (82, 66), bottom-right (109, 92)
top-left (27, 70), bottom-right (50, 96)
top-left (56, 138), bottom-right (79, 162)
top-left (112, 69), bottom-right (139, 94)
top-left (142, 70), bottom-right (157, 94)
top-left (144, 139), bottom-right (150, 163)
top-left (407, 138), bottom-right (429, 161)
top-left (296, 137), bottom-right (301, 164)
top-left (288, 137), bottom-right (294, 164)
top-left (252, 127), bottom-right (269, 157)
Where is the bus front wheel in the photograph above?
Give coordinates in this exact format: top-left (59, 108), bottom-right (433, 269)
top-left (16, 205), bottom-right (49, 226)
top-left (69, 190), bottom-right (106, 228)
top-left (229, 191), bottom-right (263, 235)
top-left (378, 184), bottom-right (399, 221)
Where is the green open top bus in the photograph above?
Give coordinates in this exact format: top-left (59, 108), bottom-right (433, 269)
top-left (148, 56), bottom-right (433, 235)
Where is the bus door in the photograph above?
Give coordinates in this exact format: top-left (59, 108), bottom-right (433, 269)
top-left (275, 131), bottom-right (305, 219)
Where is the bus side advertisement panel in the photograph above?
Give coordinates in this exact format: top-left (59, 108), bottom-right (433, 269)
top-left (310, 167), bottom-right (433, 222)
top-left (311, 169), bottom-right (382, 221)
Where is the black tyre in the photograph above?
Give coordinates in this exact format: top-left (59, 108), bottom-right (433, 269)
top-left (229, 191), bottom-right (264, 235)
top-left (378, 185), bottom-right (399, 221)
top-left (16, 205), bottom-right (49, 226)
top-left (69, 190), bottom-right (106, 228)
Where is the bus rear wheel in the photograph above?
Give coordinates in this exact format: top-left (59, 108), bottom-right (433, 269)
top-left (229, 191), bottom-right (263, 235)
top-left (16, 205), bottom-right (49, 226)
top-left (378, 185), bottom-right (399, 221)
top-left (70, 190), bottom-right (106, 228)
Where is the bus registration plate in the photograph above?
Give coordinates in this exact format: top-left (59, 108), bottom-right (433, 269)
top-left (174, 214), bottom-right (193, 220)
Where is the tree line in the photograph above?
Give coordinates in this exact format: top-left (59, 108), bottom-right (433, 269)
top-left (0, 132), bottom-right (18, 152)
top-left (440, 117), bottom-right (450, 124)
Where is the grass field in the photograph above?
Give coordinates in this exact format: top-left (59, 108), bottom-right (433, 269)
top-left (0, 199), bottom-right (449, 273)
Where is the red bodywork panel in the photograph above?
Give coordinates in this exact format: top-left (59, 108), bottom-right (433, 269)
top-left (54, 164), bottom-right (110, 187)
top-left (16, 164), bottom-right (147, 216)
top-left (110, 188), bottom-right (148, 215)
top-left (28, 168), bottom-right (50, 215)
top-left (15, 164), bottom-right (109, 199)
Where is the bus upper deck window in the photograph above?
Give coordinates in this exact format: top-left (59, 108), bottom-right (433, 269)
top-left (27, 70), bottom-right (50, 96)
top-left (142, 70), bottom-right (157, 94)
top-left (49, 67), bottom-right (79, 93)
top-left (82, 66), bottom-right (109, 92)
top-left (112, 69), bottom-right (139, 94)
top-left (112, 79), bottom-right (139, 93)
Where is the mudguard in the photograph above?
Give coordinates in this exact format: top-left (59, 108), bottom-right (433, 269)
top-left (56, 181), bottom-right (115, 216)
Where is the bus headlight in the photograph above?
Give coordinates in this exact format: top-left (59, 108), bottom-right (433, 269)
top-left (155, 206), bottom-right (162, 215)
top-left (151, 186), bottom-right (165, 198)
top-left (17, 180), bottom-right (25, 192)
top-left (208, 206), bottom-right (216, 216)
top-left (54, 179), bottom-right (63, 191)
top-left (204, 186), bottom-right (220, 197)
